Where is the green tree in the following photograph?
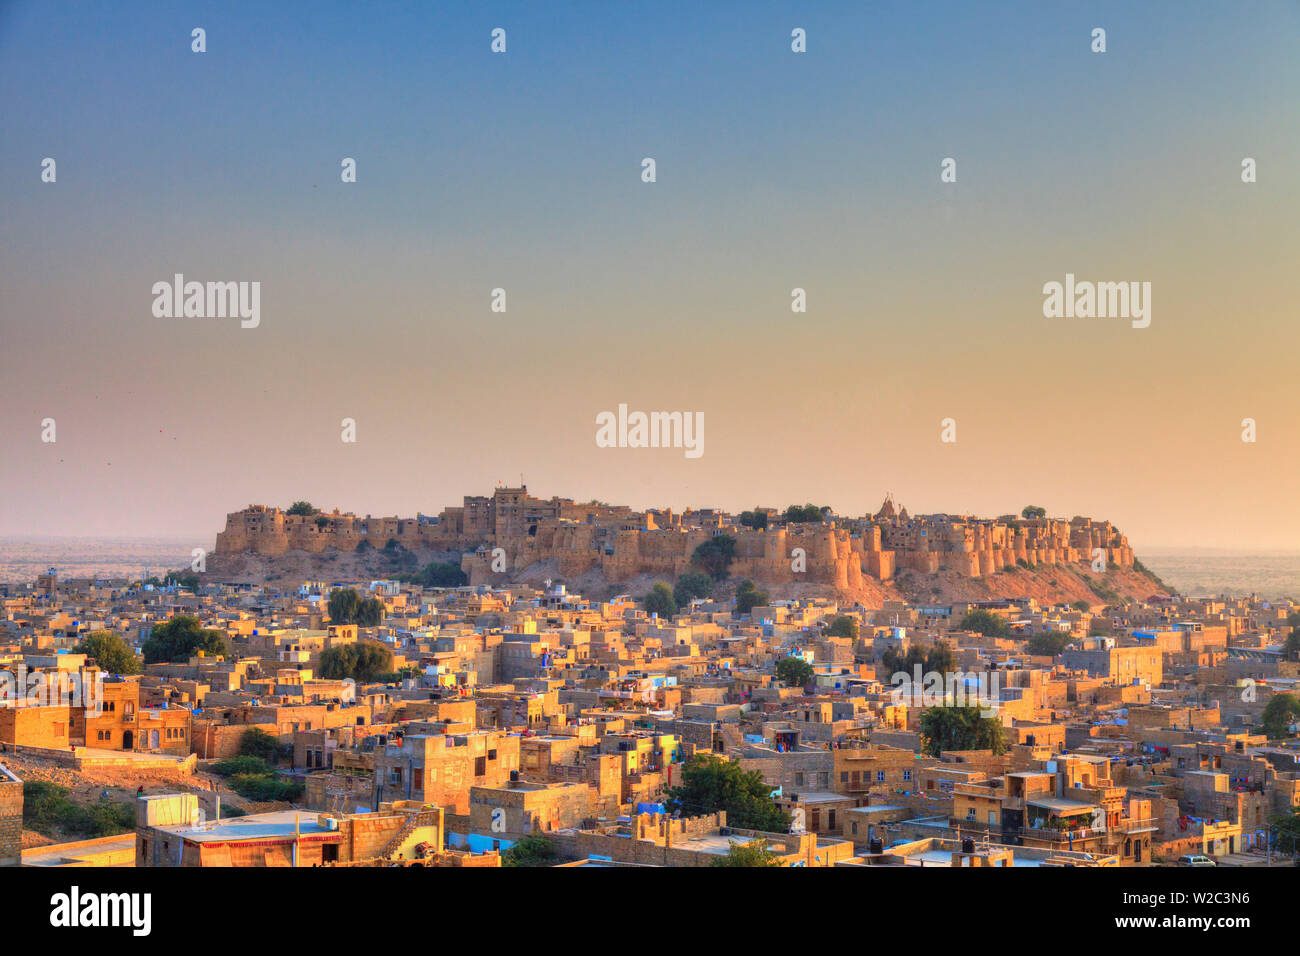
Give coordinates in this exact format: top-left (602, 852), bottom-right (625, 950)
top-left (882, 643), bottom-right (925, 675)
top-left (238, 728), bottom-right (281, 762)
top-left (318, 641), bottom-right (395, 683)
top-left (711, 838), bottom-right (782, 867)
top-left (735, 579), bottom-right (770, 615)
top-left (1270, 807), bottom-right (1300, 856)
top-left (673, 570), bottom-right (714, 607)
top-left (958, 609), bottom-right (1009, 638)
top-left (142, 615), bottom-right (228, 665)
top-left (413, 561), bottom-right (468, 588)
top-left (287, 501), bottom-right (319, 516)
top-left (919, 706), bottom-right (1006, 757)
top-left (692, 535), bottom-right (737, 580)
top-left (502, 834), bottom-right (558, 867)
top-left (824, 616), bottom-right (860, 640)
top-left (1021, 505), bottom-right (1047, 519)
top-left (1071, 600), bottom-right (1091, 612)
top-left (1260, 693), bottom-right (1300, 738)
top-left (210, 755), bottom-right (273, 777)
top-left (882, 641), bottom-right (953, 676)
top-left (644, 582), bottom-right (677, 619)
top-left (76, 631), bottom-right (140, 674)
top-left (328, 588), bottom-right (384, 626)
top-left (738, 510), bottom-right (769, 530)
top-left (781, 503), bottom-right (828, 524)
top-left (228, 775), bottom-right (303, 802)
top-left (1027, 632), bottom-right (1073, 657)
top-left (775, 656), bottom-right (815, 688)
top-left (665, 754), bottom-right (790, 832)
top-left (328, 588), bottom-right (359, 623)
top-left (925, 640), bottom-right (955, 674)
top-left (355, 596), bottom-right (384, 626)
top-left (1282, 631), bottom-right (1300, 663)
top-left (22, 781), bottom-right (134, 838)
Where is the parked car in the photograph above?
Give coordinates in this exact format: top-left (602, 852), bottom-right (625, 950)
top-left (1176, 854), bottom-right (1216, 867)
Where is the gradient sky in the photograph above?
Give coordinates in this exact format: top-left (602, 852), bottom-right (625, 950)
top-left (1, 0), bottom-right (1297, 550)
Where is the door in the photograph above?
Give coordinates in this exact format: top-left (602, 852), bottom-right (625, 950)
top-left (122, 730), bottom-right (133, 750)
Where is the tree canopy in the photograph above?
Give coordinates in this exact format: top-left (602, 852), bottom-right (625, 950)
top-left (823, 616), bottom-right (860, 640)
top-left (328, 588), bottom-right (384, 626)
top-left (919, 705), bottom-right (1006, 757)
top-left (781, 503), bottom-right (828, 524)
top-left (318, 641), bottom-right (395, 683)
top-left (775, 656), bottom-right (815, 688)
top-left (287, 501), bottom-right (320, 516)
top-left (665, 754), bottom-right (789, 832)
top-left (1261, 693), bottom-right (1300, 738)
top-left (644, 582), bottom-right (677, 619)
top-left (711, 838), bottom-right (782, 867)
top-left (1027, 632), bottom-right (1073, 657)
top-left (502, 834), bottom-right (558, 867)
top-left (1270, 807), bottom-right (1300, 856)
top-left (75, 630), bottom-right (140, 674)
top-left (692, 535), bottom-right (737, 580)
top-left (238, 728), bottom-right (281, 762)
top-left (673, 570), bottom-right (715, 607)
top-left (142, 615), bottom-right (228, 665)
top-left (405, 561), bottom-right (468, 588)
top-left (958, 609), bottom-right (1010, 638)
top-left (735, 579), bottom-right (770, 615)
top-left (882, 640), bottom-right (954, 676)
top-left (1021, 505), bottom-right (1047, 519)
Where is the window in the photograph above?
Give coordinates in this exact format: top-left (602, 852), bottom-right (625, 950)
top-left (876, 771), bottom-right (886, 783)
top-left (903, 770), bottom-right (912, 782)
top-left (474, 756), bottom-right (487, 776)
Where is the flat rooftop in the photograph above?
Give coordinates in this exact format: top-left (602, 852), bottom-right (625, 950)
top-left (153, 810), bottom-right (337, 843)
top-left (22, 833), bottom-right (136, 867)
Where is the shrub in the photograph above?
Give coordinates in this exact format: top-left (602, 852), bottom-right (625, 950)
top-left (644, 582), bottom-right (677, 619)
top-left (211, 755), bottom-right (273, 777)
top-left (501, 834), bottom-right (558, 867)
top-left (228, 774), bottom-right (304, 803)
top-left (22, 781), bottom-right (134, 838)
top-left (238, 728), bottom-right (281, 762)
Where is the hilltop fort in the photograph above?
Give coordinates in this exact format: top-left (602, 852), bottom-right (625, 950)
top-left (212, 486), bottom-right (1150, 603)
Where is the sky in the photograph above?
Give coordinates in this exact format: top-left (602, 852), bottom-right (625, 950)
top-left (1, 0), bottom-right (1298, 551)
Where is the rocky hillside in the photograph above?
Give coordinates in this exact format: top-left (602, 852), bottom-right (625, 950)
top-left (204, 545), bottom-right (1170, 609)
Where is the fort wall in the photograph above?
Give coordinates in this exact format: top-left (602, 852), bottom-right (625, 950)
top-left (214, 489), bottom-right (1136, 593)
